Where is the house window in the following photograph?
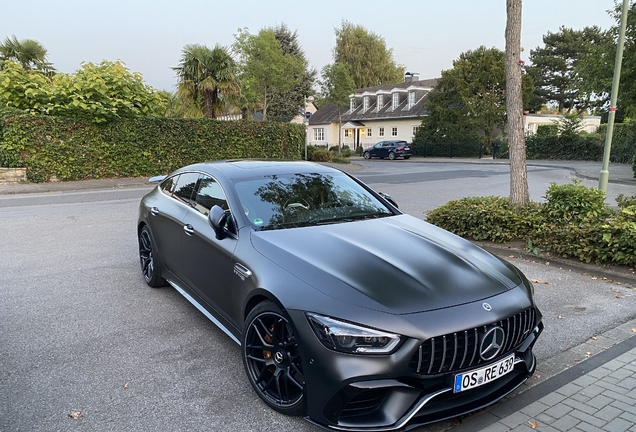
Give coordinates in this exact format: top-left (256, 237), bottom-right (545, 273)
top-left (392, 93), bottom-right (399, 109)
top-left (350, 98), bottom-right (356, 112)
top-left (412, 126), bottom-right (419, 136)
top-left (367, 128), bottom-right (372, 137)
top-left (379, 127), bottom-right (385, 137)
top-left (377, 94), bottom-right (383, 109)
top-left (408, 91), bottom-right (416, 108)
top-left (363, 96), bottom-right (369, 111)
top-left (391, 127), bottom-right (398, 136)
top-left (344, 129), bottom-right (353, 138)
top-left (313, 128), bottom-right (324, 141)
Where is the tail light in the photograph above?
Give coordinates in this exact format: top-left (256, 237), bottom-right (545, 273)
top-left (396, 146), bottom-right (404, 151)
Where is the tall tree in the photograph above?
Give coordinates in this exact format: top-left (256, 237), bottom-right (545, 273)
top-left (527, 26), bottom-right (611, 113)
top-left (266, 24), bottom-right (316, 122)
top-left (0, 35), bottom-right (54, 73)
top-left (506, 0), bottom-right (530, 207)
top-left (333, 21), bottom-right (404, 88)
top-left (173, 44), bottom-right (240, 119)
top-left (320, 62), bottom-right (355, 147)
top-left (233, 28), bottom-right (304, 121)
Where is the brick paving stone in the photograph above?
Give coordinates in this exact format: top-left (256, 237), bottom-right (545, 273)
top-left (570, 409), bottom-right (608, 428)
top-left (570, 393), bottom-right (592, 404)
top-left (614, 377), bottom-right (636, 390)
top-left (544, 403), bottom-right (574, 419)
top-left (601, 417), bottom-right (632, 432)
top-left (574, 374), bottom-right (600, 387)
top-left (563, 397), bottom-right (597, 412)
top-left (608, 368), bottom-right (634, 381)
top-left (602, 359), bottom-right (627, 371)
top-left (602, 376), bottom-right (621, 385)
top-left (551, 414), bottom-right (581, 430)
top-left (539, 392), bottom-right (568, 406)
top-left (556, 383), bottom-right (584, 397)
top-left (576, 422), bottom-right (605, 432)
top-left (594, 405), bottom-right (623, 422)
top-left (500, 412), bottom-right (532, 429)
top-left (519, 401), bottom-right (550, 417)
top-left (587, 367), bottom-right (613, 380)
top-left (625, 389), bottom-right (636, 400)
top-left (603, 392), bottom-right (636, 406)
top-left (586, 394), bottom-right (614, 410)
top-left (579, 385), bottom-right (607, 398)
top-left (618, 411), bottom-right (636, 423)
top-left (610, 400), bottom-right (636, 416)
top-left (535, 412), bottom-right (557, 424)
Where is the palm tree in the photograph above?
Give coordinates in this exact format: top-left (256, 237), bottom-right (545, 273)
top-left (173, 44), bottom-right (240, 119)
top-left (0, 35), bottom-right (54, 72)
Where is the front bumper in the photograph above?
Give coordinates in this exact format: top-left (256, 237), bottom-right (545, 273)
top-left (288, 305), bottom-right (543, 432)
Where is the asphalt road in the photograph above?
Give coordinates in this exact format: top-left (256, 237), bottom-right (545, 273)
top-left (1, 162), bottom-right (635, 432)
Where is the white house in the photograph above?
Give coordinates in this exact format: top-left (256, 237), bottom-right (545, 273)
top-left (307, 74), bottom-right (437, 149)
top-left (523, 114), bottom-right (601, 135)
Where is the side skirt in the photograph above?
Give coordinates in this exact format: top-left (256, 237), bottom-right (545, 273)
top-left (167, 279), bottom-right (241, 345)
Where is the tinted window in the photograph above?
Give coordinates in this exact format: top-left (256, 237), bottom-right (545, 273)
top-left (172, 172), bottom-right (200, 205)
top-left (382, 142), bottom-right (393, 147)
top-left (193, 175), bottom-right (228, 216)
top-left (234, 172), bottom-right (393, 231)
top-left (160, 175), bottom-right (178, 194)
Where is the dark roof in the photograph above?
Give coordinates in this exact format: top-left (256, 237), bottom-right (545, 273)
top-left (309, 79), bottom-right (438, 126)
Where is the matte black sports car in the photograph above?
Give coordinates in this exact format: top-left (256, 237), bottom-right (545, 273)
top-left (137, 160), bottom-right (542, 431)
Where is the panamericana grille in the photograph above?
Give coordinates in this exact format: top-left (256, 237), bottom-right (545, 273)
top-left (409, 307), bottom-right (536, 376)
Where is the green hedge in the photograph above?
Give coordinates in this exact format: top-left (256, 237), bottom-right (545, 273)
top-left (526, 122), bottom-right (636, 165)
top-left (0, 114), bottom-right (305, 182)
top-left (426, 183), bottom-right (636, 266)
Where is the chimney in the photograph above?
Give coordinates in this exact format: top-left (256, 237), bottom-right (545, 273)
top-left (404, 72), bottom-right (413, 83)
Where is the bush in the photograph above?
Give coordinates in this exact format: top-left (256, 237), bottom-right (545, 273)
top-left (426, 196), bottom-right (542, 243)
top-left (0, 114), bottom-right (304, 181)
top-left (536, 124), bottom-right (558, 137)
top-left (541, 180), bottom-right (610, 224)
top-left (331, 155), bottom-right (350, 164)
top-left (616, 193), bottom-right (636, 209)
top-left (311, 148), bottom-right (332, 162)
top-left (426, 181), bottom-right (636, 266)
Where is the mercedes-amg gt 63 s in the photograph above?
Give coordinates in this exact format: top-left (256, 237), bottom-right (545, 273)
top-left (137, 160), bottom-right (543, 431)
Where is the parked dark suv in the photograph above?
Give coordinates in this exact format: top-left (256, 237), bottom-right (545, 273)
top-left (363, 140), bottom-right (413, 160)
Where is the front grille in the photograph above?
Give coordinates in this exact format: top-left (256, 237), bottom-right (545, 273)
top-left (409, 307), bottom-right (536, 375)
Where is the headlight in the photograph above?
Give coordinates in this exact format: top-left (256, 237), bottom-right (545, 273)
top-left (306, 313), bottom-right (401, 354)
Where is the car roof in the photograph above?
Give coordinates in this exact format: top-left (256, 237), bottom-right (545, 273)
top-left (177, 160), bottom-right (341, 181)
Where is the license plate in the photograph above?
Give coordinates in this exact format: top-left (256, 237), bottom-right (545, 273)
top-left (453, 354), bottom-right (515, 393)
top-left (404, 146), bottom-right (411, 150)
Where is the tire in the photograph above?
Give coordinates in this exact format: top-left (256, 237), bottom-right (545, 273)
top-left (138, 225), bottom-right (166, 288)
top-left (388, 152), bottom-right (396, 160)
top-left (243, 301), bottom-right (304, 416)
top-left (403, 156), bottom-right (411, 160)
top-left (363, 151), bottom-right (370, 160)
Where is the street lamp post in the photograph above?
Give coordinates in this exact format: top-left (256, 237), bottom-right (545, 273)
top-left (304, 95), bottom-right (314, 160)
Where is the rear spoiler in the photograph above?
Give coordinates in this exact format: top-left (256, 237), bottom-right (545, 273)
top-left (148, 175), bottom-right (166, 183)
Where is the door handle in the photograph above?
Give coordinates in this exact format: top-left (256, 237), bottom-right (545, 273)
top-left (150, 207), bottom-right (160, 216)
top-left (183, 224), bottom-right (194, 236)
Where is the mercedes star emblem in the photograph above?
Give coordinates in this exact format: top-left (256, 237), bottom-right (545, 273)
top-left (480, 326), bottom-right (506, 361)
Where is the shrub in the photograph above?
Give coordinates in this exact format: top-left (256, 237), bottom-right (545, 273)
top-left (311, 148), bottom-right (332, 162)
top-left (331, 155), bottom-right (350, 164)
top-left (0, 114), bottom-right (304, 181)
top-left (536, 124), bottom-right (558, 137)
top-left (426, 181), bottom-right (636, 266)
top-left (541, 180), bottom-right (610, 224)
top-left (616, 193), bottom-right (636, 209)
top-left (426, 196), bottom-right (542, 243)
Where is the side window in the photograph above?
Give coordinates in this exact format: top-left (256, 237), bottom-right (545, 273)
top-left (160, 175), bottom-right (178, 195)
top-left (193, 175), bottom-right (228, 216)
top-left (172, 172), bottom-right (200, 205)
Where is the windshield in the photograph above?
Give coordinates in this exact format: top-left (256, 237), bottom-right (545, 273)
top-left (233, 172), bottom-right (394, 230)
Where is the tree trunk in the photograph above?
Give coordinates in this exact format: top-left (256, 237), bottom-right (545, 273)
top-left (506, 0), bottom-right (530, 207)
top-left (203, 89), bottom-right (216, 119)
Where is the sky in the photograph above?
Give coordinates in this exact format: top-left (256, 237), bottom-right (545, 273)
top-left (1, 0), bottom-right (618, 92)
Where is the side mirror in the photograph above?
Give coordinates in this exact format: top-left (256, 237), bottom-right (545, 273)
top-left (208, 205), bottom-right (228, 240)
top-left (378, 192), bottom-right (399, 209)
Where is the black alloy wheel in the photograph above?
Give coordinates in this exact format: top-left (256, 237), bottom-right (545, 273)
top-left (388, 151), bottom-right (396, 160)
top-left (243, 301), bottom-right (304, 415)
top-left (138, 226), bottom-right (165, 288)
top-left (363, 151), bottom-right (371, 159)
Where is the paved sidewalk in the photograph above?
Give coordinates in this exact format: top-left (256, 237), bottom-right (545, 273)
top-left (452, 322), bottom-right (636, 432)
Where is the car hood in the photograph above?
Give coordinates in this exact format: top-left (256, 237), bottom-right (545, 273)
top-left (250, 215), bottom-right (523, 315)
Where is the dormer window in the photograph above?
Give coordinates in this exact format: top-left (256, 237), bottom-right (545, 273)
top-left (377, 94), bottom-right (383, 110)
top-left (350, 97), bottom-right (356, 112)
top-left (392, 93), bottom-right (399, 109)
top-left (363, 96), bottom-right (369, 111)
top-left (408, 91), bottom-right (416, 108)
